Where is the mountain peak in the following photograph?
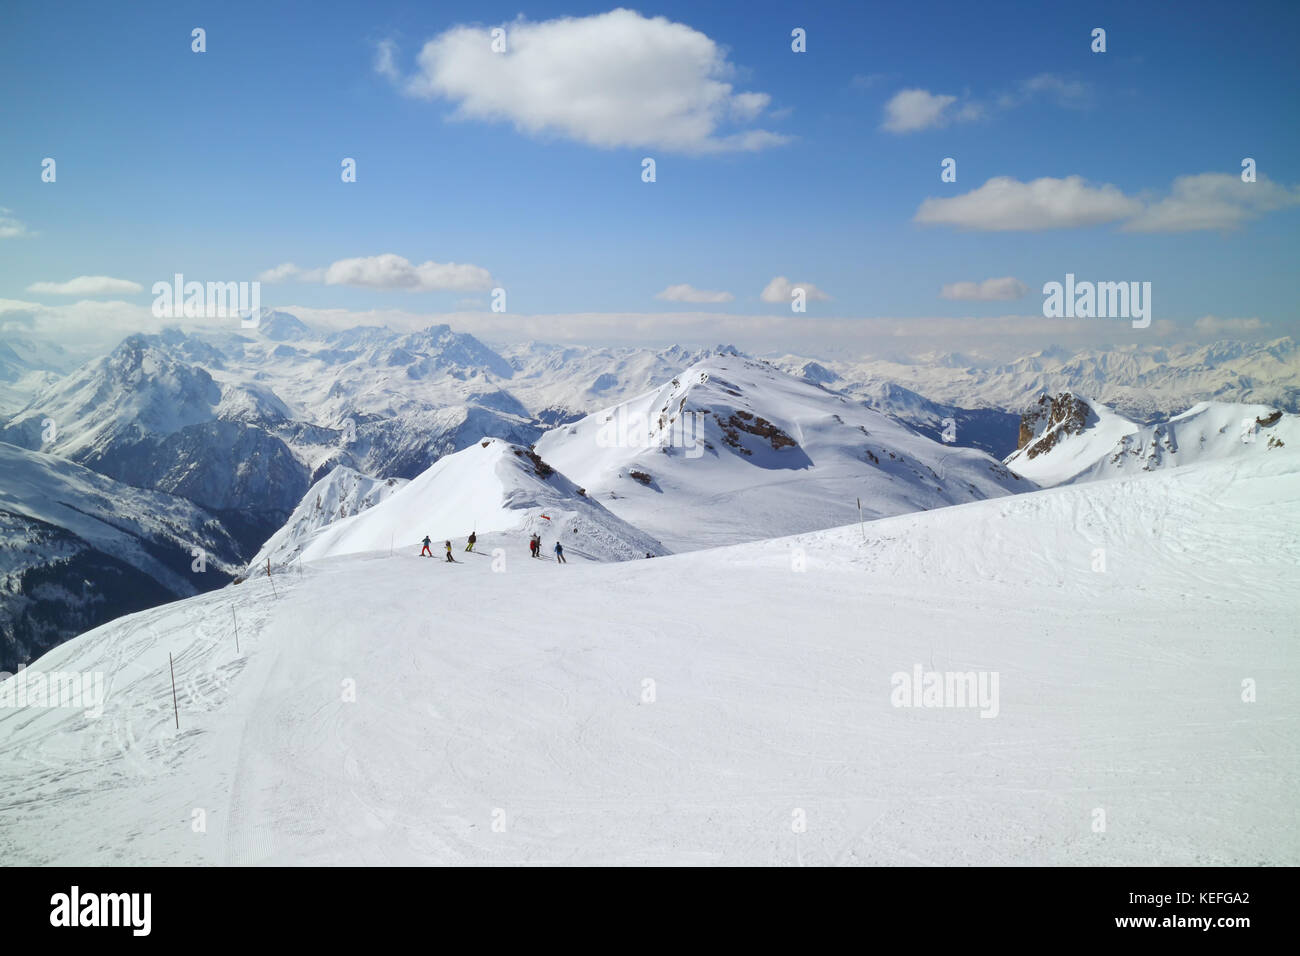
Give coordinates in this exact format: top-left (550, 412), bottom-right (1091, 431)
top-left (1016, 392), bottom-right (1094, 455)
top-left (256, 311), bottom-right (315, 342)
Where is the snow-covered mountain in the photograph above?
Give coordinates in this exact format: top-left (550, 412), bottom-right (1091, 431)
top-left (496, 340), bottom-right (731, 422)
top-left (248, 466), bottom-right (408, 570)
top-left (275, 437), bottom-right (665, 566)
top-left (0, 332), bottom-right (309, 549)
top-left (3, 448), bottom-right (1295, 865)
top-left (0, 323), bottom-right (549, 549)
top-left (1005, 392), bottom-right (1298, 486)
top-left (537, 355), bottom-right (1030, 551)
top-left (0, 334), bottom-right (76, 383)
top-left (0, 336), bottom-right (87, 420)
top-left (776, 337), bottom-right (1300, 423)
top-left (10, 315), bottom-right (1300, 668)
top-left (0, 442), bottom-right (243, 671)
top-left (823, 377), bottom-right (1022, 459)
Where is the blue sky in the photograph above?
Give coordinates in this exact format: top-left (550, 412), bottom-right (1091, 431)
top-left (1, 0), bottom-right (1297, 356)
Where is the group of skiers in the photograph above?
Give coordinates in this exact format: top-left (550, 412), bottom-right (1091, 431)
top-left (420, 536), bottom-right (456, 562)
top-left (419, 530), bottom-right (565, 563)
top-left (530, 534), bottom-right (565, 562)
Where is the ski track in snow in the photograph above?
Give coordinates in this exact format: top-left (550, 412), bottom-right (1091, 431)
top-left (0, 454), bottom-right (1297, 865)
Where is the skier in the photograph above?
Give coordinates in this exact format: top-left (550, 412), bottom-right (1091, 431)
top-left (554, 541), bottom-right (566, 564)
top-left (465, 531), bottom-right (477, 552)
top-left (529, 535), bottom-right (540, 558)
top-left (420, 536), bottom-right (432, 557)
top-left (445, 540), bottom-right (455, 562)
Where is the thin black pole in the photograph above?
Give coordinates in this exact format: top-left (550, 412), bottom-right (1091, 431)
top-left (169, 652), bottom-right (179, 729)
top-left (232, 607), bottom-right (239, 653)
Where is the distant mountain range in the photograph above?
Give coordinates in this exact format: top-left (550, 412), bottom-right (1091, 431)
top-left (774, 337), bottom-right (1300, 424)
top-left (3, 312), bottom-right (1298, 664)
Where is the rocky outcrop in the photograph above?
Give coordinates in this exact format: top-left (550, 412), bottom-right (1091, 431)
top-left (1017, 392), bottom-right (1091, 458)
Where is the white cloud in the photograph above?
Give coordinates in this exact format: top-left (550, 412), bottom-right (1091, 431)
top-left (0, 297), bottom-right (173, 356)
top-left (393, 10), bottom-right (788, 154)
top-left (655, 283), bottom-right (734, 303)
top-left (915, 176), bottom-right (1144, 230)
top-left (940, 277), bottom-right (1028, 301)
top-left (760, 276), bottom-right (831, 303)
top-left (323, 254), bottom-right (493, 291)
top-left (998, 73), bottom-right (1090, 110)
top-left (884, 75), bottom-right (1088, 134)
top-left (918, 172), bottom-right (1300, 232)
top-left (26, 276), bottom-right (143, 296)
top-left (881, 89), bottom-right (961, 133)
top-left (258, 262), bottom-right (313, 282)
top-left (1193, 315), bottom-right (1268, 333)
top-left (0, 208), bottom-right (31, 239)
top-left (259, 254), bottom-right (493, 292)
top-left (1123, 173), bottom-right (1300, 232)
top-left (374, 39), bottom-right (400, 82)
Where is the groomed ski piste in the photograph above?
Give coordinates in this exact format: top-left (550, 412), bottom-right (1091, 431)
top-left (0, 450), bottom-right (1297, 865)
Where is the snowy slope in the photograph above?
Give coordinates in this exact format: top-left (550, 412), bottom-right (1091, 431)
top-left (839, 380), bottom-right (1021, 458)
top-left (0, 442), bottom-right (243, 671)
top-left (294, 437), bottom-right (665, 563)
top-left (1006, 392), bottom-right (1298, 486)
top-left (1, 450), bottom-right (1295, 865)
top-left (537, 355), bottom-right (1030, 551)
top-left (248, 466), bottom-right (408, 570)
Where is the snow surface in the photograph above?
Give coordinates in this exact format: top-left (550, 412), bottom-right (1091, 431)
top-left (2, 450), bottom-right (1296, 865)
top-left (1007, 399), bottom-right (1298, 486)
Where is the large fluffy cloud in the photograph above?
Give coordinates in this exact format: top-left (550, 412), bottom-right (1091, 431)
top-left (26, 276), bottom-right (143, 296)
top-left (392, 9), bottom-right (787, 153)
top-left (259, 254), bottom-right (493, 292)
